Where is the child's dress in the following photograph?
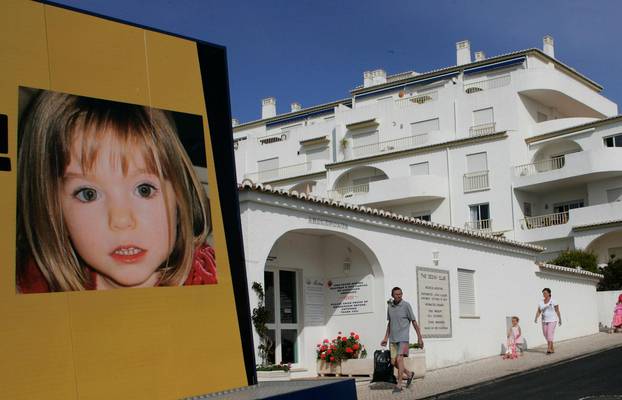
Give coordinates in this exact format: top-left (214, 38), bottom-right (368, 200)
top-left (503, 326), bottom-right (522, 359)
top-left (613, 303), bottom-right (622, 329)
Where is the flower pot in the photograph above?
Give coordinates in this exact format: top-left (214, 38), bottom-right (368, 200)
top-left (340, 358), bottom-right (373, 376)
top-left (397, 348), bottom-right (426, 377)
top-left (316, 360), bottom-right (341, 376)
top-left (257, 370), bottom-right (291, 382)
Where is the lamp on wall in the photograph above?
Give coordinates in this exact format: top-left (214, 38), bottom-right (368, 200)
top-left (343, 257), bottom-right (351, 275)
top-left (432, 250), bottom-right (440, 266)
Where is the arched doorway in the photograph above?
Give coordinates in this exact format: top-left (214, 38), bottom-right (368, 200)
top-left (586, 229), bottom-right (622, 264)
top-left (259, 228), bottom-right (383, 370)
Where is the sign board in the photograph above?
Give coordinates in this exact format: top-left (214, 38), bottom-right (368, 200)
top-left (416, 267), bottom-right (452, 338)
top-left (327, 275), bottom-right (373, 315)
top-left (0, 2), bottom-right (252, 398)
top-left (304, 276), bottom-right (325, 326)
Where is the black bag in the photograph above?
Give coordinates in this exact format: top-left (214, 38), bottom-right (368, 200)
top-left (371, 349), bottom-right (396, 384)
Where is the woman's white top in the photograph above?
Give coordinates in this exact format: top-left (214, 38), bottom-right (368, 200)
top-left (539, 298), bottom-right (558, 323)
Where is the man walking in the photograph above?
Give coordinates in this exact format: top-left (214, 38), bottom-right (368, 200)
top-left (381, 287), bottom-right (424, 393)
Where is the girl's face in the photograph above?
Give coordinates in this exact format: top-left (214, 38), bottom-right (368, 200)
top-left (60, 134), bottom-right (177, 289)
top-left (511, 318), bottom-right (518, 326)
top-left (543, 290), bottom-right (550, 300)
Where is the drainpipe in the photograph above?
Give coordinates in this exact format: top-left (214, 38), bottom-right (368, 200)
top-left (446, 146), bottom-right (453, 226)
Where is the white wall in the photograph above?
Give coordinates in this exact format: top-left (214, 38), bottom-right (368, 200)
top-left (597, 290), bottom-right (622, 329)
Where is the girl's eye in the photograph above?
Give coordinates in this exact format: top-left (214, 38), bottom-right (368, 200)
top-left (74, 187), bottom-right (98, 203)
top-left (135, 183), bottom-right (158, 199)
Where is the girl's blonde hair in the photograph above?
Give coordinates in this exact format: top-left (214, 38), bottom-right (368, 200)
top-left (17, 90), bottom-right (211, 291)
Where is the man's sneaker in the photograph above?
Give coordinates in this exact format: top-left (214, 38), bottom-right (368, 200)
top-left (406, 371), bottom-right (415, 388)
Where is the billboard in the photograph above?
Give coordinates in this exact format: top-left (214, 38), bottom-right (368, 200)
top-left (1, 1), bottom-right (253, 398)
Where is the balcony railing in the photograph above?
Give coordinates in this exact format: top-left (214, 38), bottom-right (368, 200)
top-left (352, 133), bottom-right (429, 158)
top-left (469, 122), bottom-right (496, 137)
top-left (463, 170), bottom-right (490, 192)
top-left (257, 131), bottom-right (288, 145)
top-left (465, 219), bottom-right (492, 231)
top-left (520, 212), bottom-right (569, 230)
top-left (245, 161), bottom-right (312, 183)
top-left (395, 91), bottom-right (438, 108)
top-left (327, 183), bottom-right (370, 201)
top-left (513, 156), bottom-right (565, 177)
top-left (464, 74), bottom-right (511, 94)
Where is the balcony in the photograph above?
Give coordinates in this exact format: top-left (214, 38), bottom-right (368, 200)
top-left (513, 148), bottom-right (622, 191)
top-left (515, 202), bottom-right (622, 242)
top-left (469, 122), bottom-right (496, 137)
top-left (327, 175), bottom-right (447, 206)
top-left (352, 133), bottom-right (429, 158)
top-left (245, 161), bottom-right (313, 183)
top-left (465, 219), bottom-right (492, 232)
top-left (463, 170), bottom-right (490, 193)
top-left (464, 74), bottom-right (511, 94)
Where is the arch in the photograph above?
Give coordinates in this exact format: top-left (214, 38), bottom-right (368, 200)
top-left (289, 180), bottom-right (317, 195)
top-left (331, 165), bottom-right (389, 194)
top-left (585, 229), bottom-right (622, 264)
top-left (532, 139), bottom-right (582, 164)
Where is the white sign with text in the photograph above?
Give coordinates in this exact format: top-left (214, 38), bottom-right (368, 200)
top-left (417, 267), bottom-right (452, 338)
top-left (327, 275), bottom-right (373, 315)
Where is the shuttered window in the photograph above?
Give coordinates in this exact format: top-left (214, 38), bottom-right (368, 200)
top-left (258, 157), bottom-right (279, 180)
top-left (466, 152), bottom-right (487, 172)
top-left (473, 107), bottom-right (494, 125)
top-left (458, 269), bottom-right (476, 317)
top-left (352, 128), bottom-right (379, 148)
top-left (410, 162), bottom-right (429, 176)
top-left (305, 146), bottom-right (329, 162)
top-left (411, 118), bottom-right (439, 135)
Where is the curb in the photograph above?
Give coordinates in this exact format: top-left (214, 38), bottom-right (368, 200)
top-left (419, 342), bottom-right (622, 399)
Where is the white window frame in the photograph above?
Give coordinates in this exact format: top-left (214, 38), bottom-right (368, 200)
top-left (457, 268), bottom-right (477, 318)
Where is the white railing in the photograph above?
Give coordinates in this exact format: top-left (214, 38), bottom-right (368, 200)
top-left (465, 219), bottom-right (492, 231)
top-left (257, 131), bottom-right (288, 145)
top-left (464, 74), bottom-right (511, 94)
top-left (469, 122), bottom-right (496, 137)
top-left (352, 133), bottom-right (429, 158)
top-left (327, 183), bottom-right (370, 201)
top-left (395, 91), bottom-right (438, 108)
top-left (520, 212), bottom-right (569, 230)
top-left (513, 156), bottom-right (565, 177)
top-left (245, 161), bottom-right (312, 182)
top-left (463, 170), bottom-right (490, 192)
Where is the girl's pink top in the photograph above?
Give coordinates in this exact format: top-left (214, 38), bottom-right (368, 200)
top-left (615, 303), bottom-right (622, 316)
top-left (18, 244), bottom-right (217, 293)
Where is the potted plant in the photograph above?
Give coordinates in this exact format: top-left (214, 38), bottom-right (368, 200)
top-left (256, 363), bottom-right (291, 381)
top-left (316, 331), bottom-right (372, 376)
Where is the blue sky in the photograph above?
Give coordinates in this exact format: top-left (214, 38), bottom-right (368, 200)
top-left (53, 1), bottom-right (622, 123)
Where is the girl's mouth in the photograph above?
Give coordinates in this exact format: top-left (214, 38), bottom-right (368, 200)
top-left (110, 246), bottom-right (147, 263)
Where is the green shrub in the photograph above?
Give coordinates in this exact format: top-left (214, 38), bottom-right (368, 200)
top-left (548, 250), bottom-right (598, 273)
top-left (598, 257), bottom-right (622, 291)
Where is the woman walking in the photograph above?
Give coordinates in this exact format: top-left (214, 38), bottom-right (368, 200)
top-left (534, 288), bottom-right (562, 354)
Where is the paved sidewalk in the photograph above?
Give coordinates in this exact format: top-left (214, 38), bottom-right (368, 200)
top-left (355, 332), bottom-right (622, 400)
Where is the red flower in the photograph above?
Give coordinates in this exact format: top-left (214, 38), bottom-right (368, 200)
top-left (330, 356), bottom-right (335, 362)
top-left (323, 339), bottom-right (329, 344)
top-left (342, 337), bottom-right (347, 342)
top-left (321, 345), bottom-right (327, 351)
top-left (353, 343), bottom-right (360, 350)
top-left (337, 336), bottom-right (341, 340)
top-left (346, 347), bottom-right (353, 353)
top-left (320, 353), bottom-right (326, 359)
top-left (317, 344), bottom-right (321, 347)
top-left (338, 331), bottom-right (342, 335)
top-left (327, 349), bottom-right (332, 355)
top-left (350, 331), bottom-right (355, 337)
top-left (355, 335), bottom-right (360, 340)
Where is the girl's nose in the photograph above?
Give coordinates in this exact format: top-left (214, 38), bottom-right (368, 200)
top-left (109, 206), bottom-right (136, 230)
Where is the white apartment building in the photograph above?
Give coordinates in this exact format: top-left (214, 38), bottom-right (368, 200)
top-left (232, 36), bottom-right (616, 375)
top-left (234, 36), bottom-right (621, 264)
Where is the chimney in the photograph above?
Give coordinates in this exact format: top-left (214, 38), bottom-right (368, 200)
top-left (474, 51), bottom-right (486, 62)
top-left (371, 69), bottom-right (387, 85)
top-left (291, 102), bottom-right (302, 112)
top-left (543, 35), bottom-right (555, 58)
top-left (456, 40), bottom-right (471, 66)
top-left (261, 97), bottom-right (276, 119)
top-left (232, 118), bottom-right (240, 127)
top-left (363, 71), bottom-right (373, 87)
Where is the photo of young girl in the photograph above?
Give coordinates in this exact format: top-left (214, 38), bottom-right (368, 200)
top-left (16, 88), bottom-right (217, 293)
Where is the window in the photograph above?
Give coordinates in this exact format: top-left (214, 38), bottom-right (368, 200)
top-left (458, 269), bottom-right (476, 317)
top-left (604, 134), bottom-right (622, 148)
top-left (473, 107), bottom-right (494, 126)
top-left (466, 152), bottom-right (488, 173)
top-left (469, 203), bottom-right (490, 230)
top-left (607, 187), bottom-right (622, 203)
top-left (257, 157), bottom-right (279, 180)
top-left (410, 162), bottom-right (429, 176)
top-left (411, 118), bottom-right (439, 135)
top-left (412, 211), bottom-right (431, 222)
top-left (264, 269), bottom-right (300, 365)
top-left (553, 200), bottom-right (584, 214)
top-left (304, 146), bottom-right (329, 162)
top-left (352, 128), bottom-right (379, 148)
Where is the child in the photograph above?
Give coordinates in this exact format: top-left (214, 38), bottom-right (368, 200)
top-left (503, 316), bottom-right (523, 359)
top-left (16, 90), bottom-right (216, 292)
top-left (610, 294), bottom-right (622, 333)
